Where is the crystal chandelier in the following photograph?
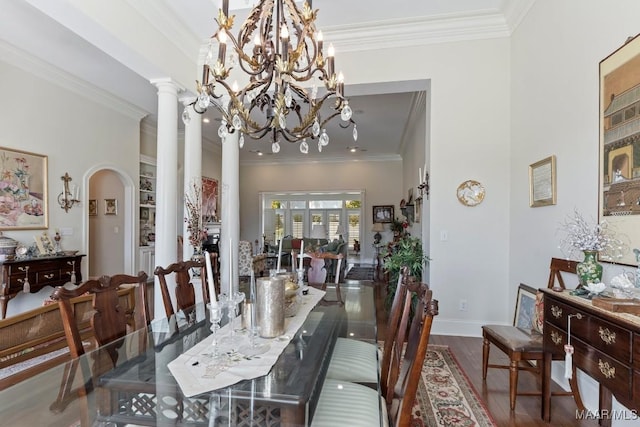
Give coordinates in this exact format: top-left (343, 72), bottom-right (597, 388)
top-left (183, 0), bottom-right (357, 154)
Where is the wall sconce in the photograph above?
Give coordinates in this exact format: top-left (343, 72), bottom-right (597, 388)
top-left (58, 172), bottom-right (80, 212)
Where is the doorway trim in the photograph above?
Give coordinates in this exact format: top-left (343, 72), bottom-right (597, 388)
top-left (83, 164), bottom-right (136, 275)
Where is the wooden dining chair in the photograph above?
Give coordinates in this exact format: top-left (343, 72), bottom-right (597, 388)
top-left (481, 258), bottom-right (584, 411)
top-left (48, 272), bottom-right (150, 424)
top-left (311, 281), bottom-right (438, 427)
top-left (325, 266), bottom-right (413, 388)
top-left (154, 259), bottom-right (211, 319)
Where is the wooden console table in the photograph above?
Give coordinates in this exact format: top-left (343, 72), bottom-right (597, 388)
top-left (0, 254), bottom-right (84, 319)
top-left (541, 288), bottom-right (640, 425)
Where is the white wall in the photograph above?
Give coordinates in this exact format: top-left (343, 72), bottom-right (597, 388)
top-left (238, 159), bottom-right (403, 260)
top-left (511, 0), bottom-right (640, 422)
top-left (0, 61), bottom-right (142, 316)
top-left (333, 38), bottom-right (512, 335)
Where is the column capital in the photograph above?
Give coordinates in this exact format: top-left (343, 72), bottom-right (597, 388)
top-left (150, 77), bottom-right (185, 94)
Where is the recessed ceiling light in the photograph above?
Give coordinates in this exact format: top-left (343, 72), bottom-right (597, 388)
top-left (202, 117), bottom-right (210, 123)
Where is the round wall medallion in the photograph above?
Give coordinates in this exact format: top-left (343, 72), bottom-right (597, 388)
top-left (456, 180), bottom-right (485, 206)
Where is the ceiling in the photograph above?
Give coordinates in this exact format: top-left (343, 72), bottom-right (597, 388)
top-left (0, 0), bottom-right (530, 163)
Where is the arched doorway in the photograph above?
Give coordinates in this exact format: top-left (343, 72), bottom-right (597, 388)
top-left (84, 165), bottom-right (135, 278)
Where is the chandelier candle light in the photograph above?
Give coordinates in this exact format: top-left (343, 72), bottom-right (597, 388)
top-left (184, 0), bottom-right (357, 154)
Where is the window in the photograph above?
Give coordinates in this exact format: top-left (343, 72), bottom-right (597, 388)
top-left (260, 191), bottom-right (363, 253)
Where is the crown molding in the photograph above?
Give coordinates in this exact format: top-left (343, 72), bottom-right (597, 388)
top-left (501, 0), bottom-right (536, 33)
top-left (324, 10), bottom-right (510, 53)
top-left (0, 40), bottom-right (148, 121)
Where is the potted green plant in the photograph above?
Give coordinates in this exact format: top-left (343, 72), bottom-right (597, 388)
top-left (382, 236), bottom-right (429, 309)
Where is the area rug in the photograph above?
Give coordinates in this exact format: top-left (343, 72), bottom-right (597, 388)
top-left (414, 345), bottom-right (497, 427)
top-left (344, 264), bottom-right (375, 280)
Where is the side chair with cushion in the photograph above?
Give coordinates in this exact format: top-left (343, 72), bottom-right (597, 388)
top-left (49, 272), bottom-right (150, 424)
top-left (154, 259), bottom-right (209, 320)
top-left (481, 257), bottom-right (584, 411)
top-left (312, 281), bottom-right (438, 427)
top-left (325, 267), bottom-right (413, 389)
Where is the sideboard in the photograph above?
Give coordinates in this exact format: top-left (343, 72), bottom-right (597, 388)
top-left (541, 288), bottom-right (640, 425)
top-left (0, 254), bottom-right (84, 319)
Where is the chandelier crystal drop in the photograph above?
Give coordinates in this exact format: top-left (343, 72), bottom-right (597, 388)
top-left (272, 141), bottom-right (281, 153)
top-left (181, 107), bottom-right (191, 125)
top-left (189, 0), bottom-right (356, 154)
top-left (353, 124), bottom-right (358, 141)
top-left (239, 133), bottom-right (245, 148)
top-left (300, 139), bottom-right (309, 154)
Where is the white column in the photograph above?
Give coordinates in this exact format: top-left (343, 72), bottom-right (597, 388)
top-left (150, 78), bottom-right (183, 319)
top-left (181, 98), bottom-right (202, 267)
top-left (221, 130), bottom-right (240, 295)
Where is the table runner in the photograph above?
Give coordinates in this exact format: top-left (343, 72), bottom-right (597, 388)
top-left (168, 286), bottom-right (326, 397)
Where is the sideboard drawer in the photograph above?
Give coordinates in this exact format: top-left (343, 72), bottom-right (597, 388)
top-left (573, 339), bottom-right (632, 401)
top-left (586, 316), bottom-right (632, 365)
top-left (544, 299), bottom-right (590, 341)
top-left (35, 269), bottom-right (61, 284)
top-left (543, 323), bottom-right (567, 355)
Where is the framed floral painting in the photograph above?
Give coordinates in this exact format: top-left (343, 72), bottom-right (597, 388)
top-left (599, 33), bottom-right (640, 265)
top-left (0, 146), bottom-right (48, 230)
top-left (202, 176), bottom-right (218, 223)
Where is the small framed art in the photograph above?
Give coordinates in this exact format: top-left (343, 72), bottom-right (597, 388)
top-left (88, 199), bottom-right (97, 216)
top-left (529, 155), bottom-right (556, 207)
top-left (373, 205), bottom-right (394, 223)
top-left (105, 199), bottom-right (117, 215)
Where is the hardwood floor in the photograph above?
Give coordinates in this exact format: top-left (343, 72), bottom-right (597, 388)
top-left (372, 279), bottom-right (599, 427)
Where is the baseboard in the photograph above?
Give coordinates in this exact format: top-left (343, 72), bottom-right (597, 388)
top-left (431, 318), bottom-right (492, 337)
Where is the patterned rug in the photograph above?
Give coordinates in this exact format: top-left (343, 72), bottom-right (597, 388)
top-left (414, 345), bottom-right (497, 427)
top-left (344, 264), bottom-right (375, 280)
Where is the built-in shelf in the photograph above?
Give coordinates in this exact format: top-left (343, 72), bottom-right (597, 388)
top-left (139, 155), bottom-right (156, 275)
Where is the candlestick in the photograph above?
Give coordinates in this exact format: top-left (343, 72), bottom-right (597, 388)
top-left (229, 238), bottom-right (234, 293)
top-left (299, 239), bottom-right (304, 271)
top-left (418, 167), bottom-right (422, 186)
top-left (204, 251), bottom-right (218, 308)
top-left (276, 237), bottom-right (283, 272)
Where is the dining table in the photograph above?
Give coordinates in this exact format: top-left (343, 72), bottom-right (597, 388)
top-left (0, 280), bottom-right (379, 427)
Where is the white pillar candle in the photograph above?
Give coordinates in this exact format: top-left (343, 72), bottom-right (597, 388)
top-left (229, 238), bottom-right (233, 292)
top-left (418, 167), bottom-right (422, 185)
top-left (276, 237), bottom-right (283, 271)
top-left (204, 250), bottom-right (218, 307)
top-left (299, 239), bottom-right (304, 271)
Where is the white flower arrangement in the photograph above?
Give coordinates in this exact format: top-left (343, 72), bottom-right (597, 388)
top-left (557, 209), bottom-right (627, 261)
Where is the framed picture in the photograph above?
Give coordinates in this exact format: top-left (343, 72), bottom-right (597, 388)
top-left (0, 146), bottom-right (48, 230)
top-left (599, 33), bottom-right (640, 265)
top-left (140, 207), bottom-right (149, 220)
top-left (529, 155), bottom-right (556, 207)
top-left (513, 283), bottom-right (537, 331)
top-left (373, 205), bottom-right (394, 223)
top-left (104, 198), bottom-right (117, 215)
top-left (202, 176), bottom-right (219, 223)
top-left (88, 199), bottom-right (97, 216)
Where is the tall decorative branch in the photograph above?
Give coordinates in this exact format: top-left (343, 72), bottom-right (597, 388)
top-left (184, 179), bottom-right (207, 248)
